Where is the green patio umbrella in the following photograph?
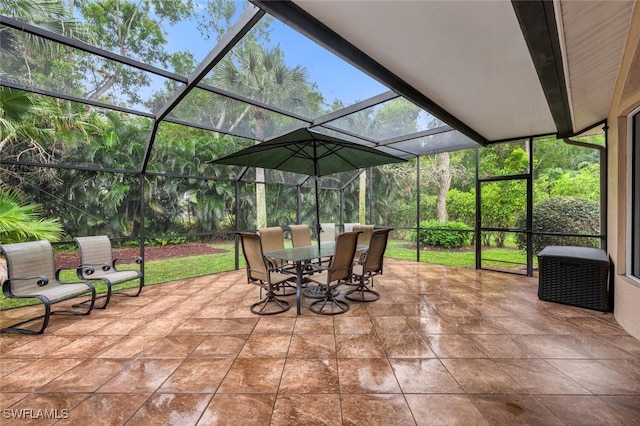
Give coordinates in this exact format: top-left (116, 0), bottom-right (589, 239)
top-left (210, 128), bottom-right (406, 242)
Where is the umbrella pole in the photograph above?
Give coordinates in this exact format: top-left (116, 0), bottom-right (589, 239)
top-left (315, 177), bottom-right (322, 251)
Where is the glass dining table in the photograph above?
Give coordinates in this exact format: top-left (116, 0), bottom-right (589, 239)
top-left (264, 242), bottom-right (365, 315)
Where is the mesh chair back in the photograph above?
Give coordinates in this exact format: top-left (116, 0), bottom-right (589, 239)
top-left (1, 241), bottom-right (56, 297)
top-left (363, 229), bottom-right (391, 274)
top-left (257, 227), bottom-right (285, 267)
top-left (290, 225), bottom-right (312, 247)
top-left (328, 231), bottom-right (359, 282)
top-left (74, 236), bottom-right (114, 279)
top-left (319, 223), bottom-right (336, 244)
top-left (343, 223), bottom-right (359, 233)
top-left (239, 232), bottom-right (268, 282)
top-left (353, 224), bottom-right (374, 247)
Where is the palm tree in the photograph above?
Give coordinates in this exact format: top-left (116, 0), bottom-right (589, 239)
top-left (209, 42), bottom-right (315, 228)
top-left (0, 189), bottom-right (63, 243)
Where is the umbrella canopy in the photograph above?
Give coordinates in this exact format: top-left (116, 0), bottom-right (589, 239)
top-left (210, 128), bottom-right (406, 177)
top-left (210, 128), bottom-right (406, 241)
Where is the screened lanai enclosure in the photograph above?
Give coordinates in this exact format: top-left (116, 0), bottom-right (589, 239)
top-left (1, 0), bottom-right (616, 297)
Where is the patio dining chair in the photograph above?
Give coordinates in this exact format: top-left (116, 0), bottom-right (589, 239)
top-left (306, 231), bottom-right (360, 315)
top-left (352, 224), bottom-right (375, 260)
top-left (345, 228), bottom-right (391, 302)
top-left (319, 223), bottom-right (336, 244)
top-left (74, 235), bottom-right (143, 309)
top-left (258, 226), bottom-right (296, 295)
top-left (258, 227), bottom-right (286, 265)
top-left (0, 240), bottom-right (96, 334)
top-left (238, 232), bottom-right (292, 315)
top-left (289, 224), bottom-right (312, 247)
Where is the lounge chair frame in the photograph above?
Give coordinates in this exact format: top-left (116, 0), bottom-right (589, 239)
top-left (1, 240), bottom-right (96, 334)
top-left (74, 235), bottom-right (143, 309)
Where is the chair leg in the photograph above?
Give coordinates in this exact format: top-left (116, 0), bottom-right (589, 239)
top-left (344, 276), bottom-right (380, 302)
top-left (250, 289), bottom-right (291, 315)
top-left (74, 278), bottom-right (142, 309)
top-left (113, 277), bottom-right (143, 298)
top-left (2, 291), bottom-right (94, 335)
top-left (309, 286), bottom-right (349, 315)
top-left (275, 280), bottom-right (297, 296)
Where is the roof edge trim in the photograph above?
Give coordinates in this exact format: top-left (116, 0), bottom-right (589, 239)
top-left (511, 0), bottom-right (573, 137)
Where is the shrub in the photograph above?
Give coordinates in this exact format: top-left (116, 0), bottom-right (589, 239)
top-left (414, 220), bottom-right (472, 249)
top-left (446, 189), bottom-right (475, 227)
top-left (515, 196), bottom-right (600, 253)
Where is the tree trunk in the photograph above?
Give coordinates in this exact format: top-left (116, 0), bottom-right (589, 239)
top-left (437, 152), bottom-right (451, 223)
top-left (255, 110), bottom-right (267, 229)
top-left (359, 171), bottom-right (366, 223)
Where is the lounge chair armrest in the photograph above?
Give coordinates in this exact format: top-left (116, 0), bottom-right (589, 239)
top-left (113, 256), bottom-right (143, 267)
top-left (58, 265), bottom-right (100, 282)
top-left (76, 262), bottom-right (110, 276)
top-left (6, 275), bottom-right (50, 287)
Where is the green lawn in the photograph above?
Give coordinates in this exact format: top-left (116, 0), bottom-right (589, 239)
top-left (1, 240), bottom-right (532, 310)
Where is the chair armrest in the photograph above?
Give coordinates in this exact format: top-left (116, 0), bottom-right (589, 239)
top-left (76, 263), bottom-right (108, 277)
top-left (5, 275), bottom-right (49, 287)
top-left (113, 256), bottom-right (143, 267)
top-left (58, 265), bottom-right (97, 283)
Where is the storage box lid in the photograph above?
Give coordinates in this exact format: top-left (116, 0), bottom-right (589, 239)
top-left (537, 246), bottom-right (609, 263)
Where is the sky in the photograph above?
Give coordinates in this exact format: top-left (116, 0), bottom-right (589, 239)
top-left (165, 5), bottom-right (389, 108)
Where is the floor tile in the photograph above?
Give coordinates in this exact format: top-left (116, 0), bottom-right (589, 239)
top-left (125, 393), bottom-right (212, 426)
top-left (405, 394), bottom-right (489, 426)
top-left (378, 333), bottom-right (436, 358)
top-left (39, 358), bottom-right (127, 393)
top-left (138, 335), bottom-right (206, 358)
top-left (341, 394), bottom-right (416, 426)
top-left (390, 359), bottom-right (463, 393)
top-left (598, 396), bottom-right (640, 424)
top-left (471, 394), bottom-right (564, 425)
top-left (536, 395), bottom-right (637, 425)
top-left (158, 359), bottom-right (233, 393)
top-left (57, 393), bottom-right (149, 425)
top-left (336, 334), bottom-right (386, 358)
top-left (441, 359), bottom-right (523, 394)
top-left (546, 359), bottom-right (640, 394)
top-left (217, 358), bottom-right (285, 393)
top-left (197, 393), bottom-right (276, 426)
top-left (407, 316), bottom-right (459, 334)
top-left (2, 393), bottom-right (89, 425)
top-left (99, 359), bottom-right (182, 393)
top-left (424, 335), bottom-right (487, 358)
top-left (271, 394), bottom-right (342, 426)
top-left (280, 358), bottom-right (339, 393)
top-left (288, 334), bottom-right (336, 358)
top-left (238, 334), bottom-right (291, 358)
top-left (493, 359), bottom-right (590, 394)
top-left (190, 335), bottom-right (248, 358)
top-left (338, 358), bottom-right (401, 393)
top-left (334, 316), bottom-right (375, 334)
top-left (0, 359), bottom-right (82, 392)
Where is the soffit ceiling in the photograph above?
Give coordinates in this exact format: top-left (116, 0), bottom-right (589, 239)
top-left (284, 0), bottom-right (635, 142)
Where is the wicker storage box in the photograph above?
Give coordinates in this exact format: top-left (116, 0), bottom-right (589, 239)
top-left (537, 246), bottom-right (611, 312)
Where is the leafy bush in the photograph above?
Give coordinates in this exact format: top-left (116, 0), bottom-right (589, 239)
top-left (446, 189), bottom-right (475, 227)
top-left (413, 220), bottom-right (472, 248)
top-left (515, 196), bottom-right (600, 253)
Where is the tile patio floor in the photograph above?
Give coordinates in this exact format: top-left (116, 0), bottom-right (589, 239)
top-left (1, 259), bottom-right (639, 425)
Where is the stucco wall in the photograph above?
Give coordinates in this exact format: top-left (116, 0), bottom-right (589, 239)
top-left (609, 3), bottom-right (640, 339)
